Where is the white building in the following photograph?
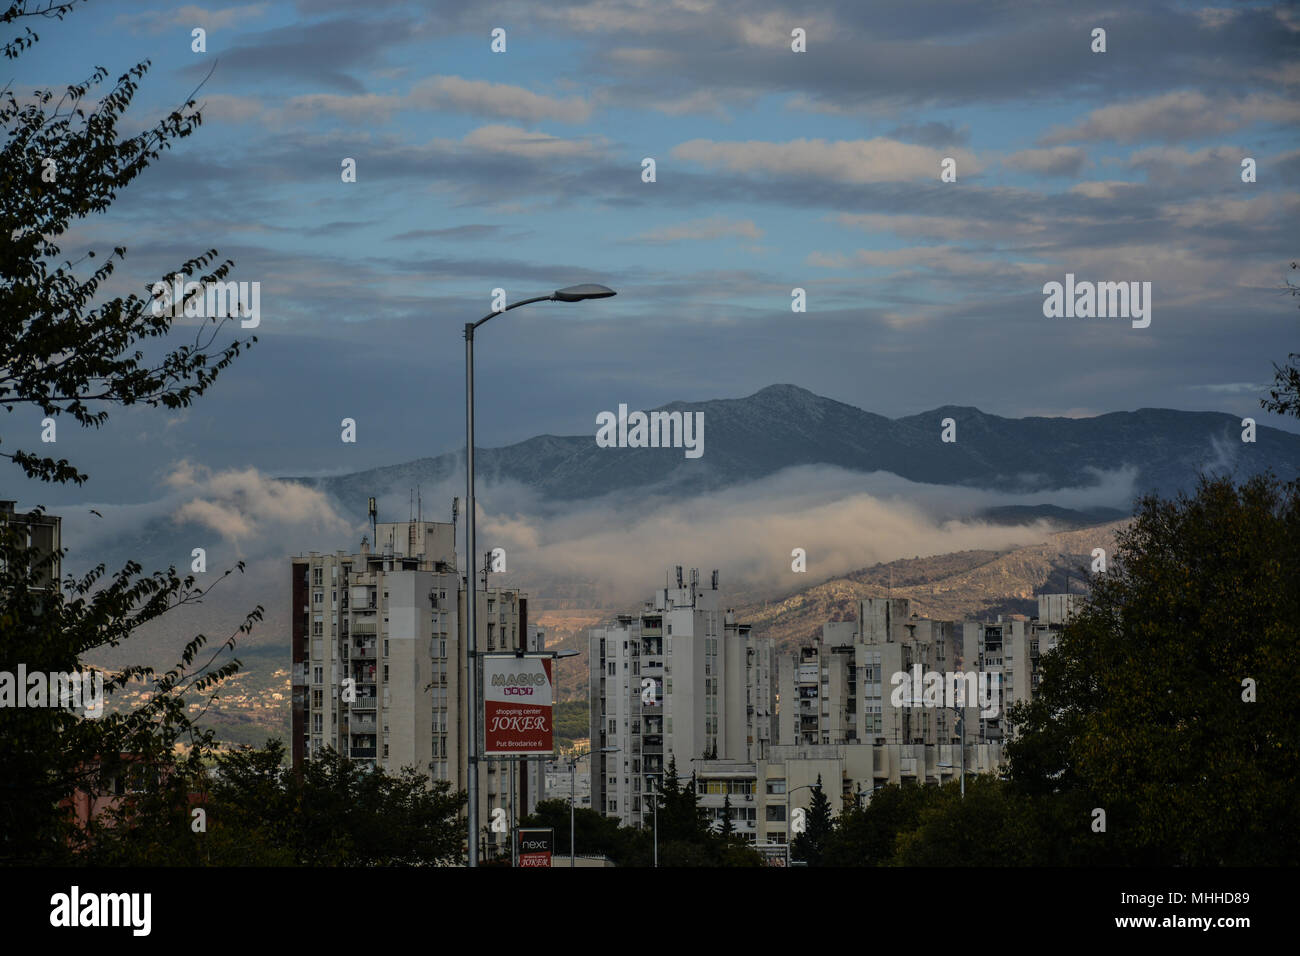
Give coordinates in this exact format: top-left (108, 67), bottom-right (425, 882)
top-left (588, 567), bottom-right (775, 828)
top-left (291, 504), bottom-right (544, 859)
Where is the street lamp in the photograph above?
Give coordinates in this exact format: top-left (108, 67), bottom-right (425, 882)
top-left (566, 745), bottom-right (618, 866)
top-left (464, 284), bottom-right (616, 867)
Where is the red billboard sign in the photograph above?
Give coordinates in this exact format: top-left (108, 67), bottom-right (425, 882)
top-left (483, 654), bottom-right (554, 756)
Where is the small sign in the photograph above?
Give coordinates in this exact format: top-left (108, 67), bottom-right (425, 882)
top-left (516, 827), bottom-right (554, 868)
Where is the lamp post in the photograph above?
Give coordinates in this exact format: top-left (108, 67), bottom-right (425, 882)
top-left (566, 745), bottom-right (618, 866)
top-left (648, 768), bottom-right (695, 868)
top-left (464, 284), bottom-right (616, 867)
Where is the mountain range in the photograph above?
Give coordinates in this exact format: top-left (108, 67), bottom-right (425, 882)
top-left (292, 384), bottom-right (1298, 515)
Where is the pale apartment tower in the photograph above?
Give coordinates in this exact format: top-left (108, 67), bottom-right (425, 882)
top-left (701, 595), bottom-right (1098, 846)
top-left (588, 567), bottom-right (771, 828)
top-left (291, 501), bottom-right (531, 858)
top-left (778, 598), bottom-right (958, 748)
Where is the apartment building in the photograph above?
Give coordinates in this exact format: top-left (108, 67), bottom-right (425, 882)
top-left (694, 737), bottom-right (1006, 847)
top-left (290, 506), bottom-right (540, 856)
top-left (747, 593), bottom-right (1080, 845)
top-left (588, 567), bottom-right (775, 828)
top-left (779, 598), bottom-right (966, 749)
top-left (1, 500), bottom-right (61, 591)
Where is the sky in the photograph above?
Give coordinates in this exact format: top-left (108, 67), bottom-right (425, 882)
top-left (10, 0), bottom-right (1300, 509)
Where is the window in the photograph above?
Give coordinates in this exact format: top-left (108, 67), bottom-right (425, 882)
top-left (312, 592), bottom-right (323, 605)
top-left (383, 665), bottom-right (389, 682)
top-left (384, 639), bottom-right (389, 657)
top-left (312, 568), bottom-right (323, 586)
top-left (767, 780), bottom-right (786, 794)
top-left (313, 666), bottom-right (323, 684)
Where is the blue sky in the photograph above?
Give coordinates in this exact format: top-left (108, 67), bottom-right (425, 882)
top-left (10, 0), bottom-right (1300, 506)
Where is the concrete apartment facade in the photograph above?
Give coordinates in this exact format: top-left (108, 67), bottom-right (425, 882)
top-left (1, 500), bottom-right (61, 591)
top-left (588, 567), bottom-right (775, 829)
top-left (291, 511), bottom-right (544, 858)
top-left (707, 592), bottom-right (1080, 846)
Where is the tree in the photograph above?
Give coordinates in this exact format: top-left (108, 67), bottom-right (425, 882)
top-left (1006, 473), bottom-right (1300, 865)
top-left (0, 0), bottom-right (258, 863)
top-left (2, 0), bottom-right (256, 485)
top-left (789, 774), bottom-right (833, 866)
top-left (82, 740), bottom-right (467, 866)
top-left (719, 793), bottom-right (734, 838)
top-left (655, 756), bottom-right (710, 844)
top-left (891, 777), bottom-right (1047, 866)
top-left (0, 524), bottom-right (259, 863)
top-left (821, 783), bottom-right (931, 867)
top-left (1260, 261), bottom-right (1300, 421)
top-left (519, 798), bottom-right (629, 862)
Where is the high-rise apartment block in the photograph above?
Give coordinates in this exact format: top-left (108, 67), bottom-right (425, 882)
top-left (730, 593), bottom-right (1077, 846)
top-left (588, 567), bottom-right (774, 828)
top-left (291, 507), bottom-right (542, 856)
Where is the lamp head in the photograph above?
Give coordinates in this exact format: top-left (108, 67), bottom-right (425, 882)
top-left (553, 283), bottom-right (617, 302)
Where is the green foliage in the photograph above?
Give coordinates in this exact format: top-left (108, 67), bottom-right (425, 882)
top-left (790, 774), bottom-right (833, 865)
top-left (893, 777), bottom-right (1042, 866)
top-left (0, 1), bottom-right (259, 864)
top-left (1260, 262), bottom-right (1300, 420)
top-left (816, 475), bottom-right (1300, 866)
top-left (518, 798), bottom-right (630, 862)
top-left (1, 1), bottom-right (255, 484)
top-left (82, 739), bottom-right (467, 866)
top-left (0, 516), bottom-right (259, 863)
top-left (1007, 473), bottom-right (1300, 865)
top-left (553, 699), bottom-right (589, 746)
top-left (822, 783), bottom-right (930, 867)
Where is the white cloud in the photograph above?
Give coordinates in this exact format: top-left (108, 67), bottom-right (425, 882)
top-left (407, 76), bottom-right (591, 123)
top-left (672, 137), bottom-right (982, 183)
top-left (286, 93), bottom-right (401, 122)
top-left (459, 124), bottom-right (607, 159)
top-left (1067, 180), bottom-right (1141, 201)
top-left (285, 77), bottom-right (591, 124)
top-left (1043, 91), bottom-right (1300, 144)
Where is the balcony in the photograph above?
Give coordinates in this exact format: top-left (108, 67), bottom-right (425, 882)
top-left (353, 645), bottom-right (377, 658)
top-left (350, 748), bottom-right (377, 758)
top-left (351, 697), bottom-right (378, 711)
